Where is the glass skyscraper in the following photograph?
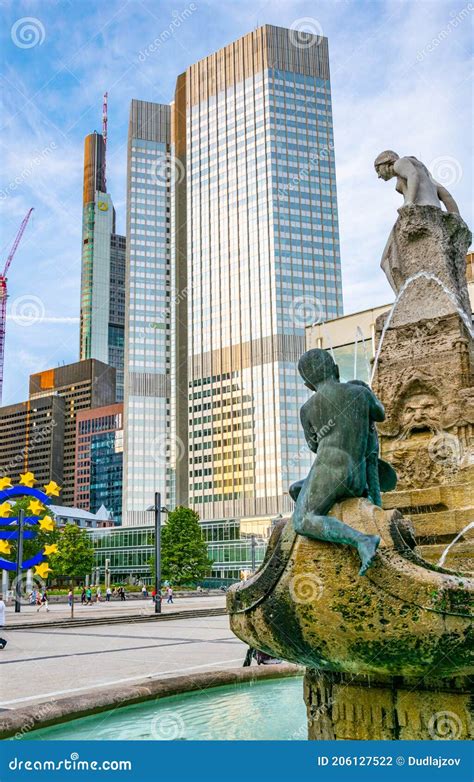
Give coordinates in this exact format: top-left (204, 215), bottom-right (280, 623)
top-left (173, 25), bottom-right (342, 521)
top-left (123, 100), bottom-right (172, 526)
top-left (80, 131), bottom-right (126, 401)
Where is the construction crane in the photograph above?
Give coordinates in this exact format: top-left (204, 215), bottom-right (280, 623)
top-left (0, 207), bottom-right (34, 404)
top-left (102, 91), bottom-right (108, 188)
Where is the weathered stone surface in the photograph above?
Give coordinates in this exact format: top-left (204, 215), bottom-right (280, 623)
top-left (305, 669), bottom-right (473, 740)
top-left (228, 498), bottom-right (473, 678)
top-left (378, 204), bottom-right (472, 325)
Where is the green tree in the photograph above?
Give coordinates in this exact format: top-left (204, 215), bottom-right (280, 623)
top-left (149, 506), bottom-right (213, 586)
top-left (49, 524), bottom-right (95, 617)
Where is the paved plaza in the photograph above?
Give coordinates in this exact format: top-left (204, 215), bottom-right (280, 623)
top-left (0, 610), bottom-right (246, 709)
top-left (3, 594), bottom-right (226, 626)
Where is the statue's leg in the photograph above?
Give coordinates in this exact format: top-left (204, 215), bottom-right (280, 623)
top-left (293, 460), bottom-right (380, 576)
top-left (294, 511), bottom-right (380, 576)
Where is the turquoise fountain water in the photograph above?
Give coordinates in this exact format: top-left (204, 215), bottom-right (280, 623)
top-left (22, 677), bottom-right (306, 741)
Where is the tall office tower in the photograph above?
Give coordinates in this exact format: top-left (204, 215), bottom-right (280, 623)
top-left (173, 25), bottom-right (343, 520)
top-left (122, 101), bottom-right (172, 526)
top-left (29, 360), bottom-right (116, 505)
top-left (75, 403), bottom-right (123, 524)
top-left (80, 131), bottom-right (126, 401)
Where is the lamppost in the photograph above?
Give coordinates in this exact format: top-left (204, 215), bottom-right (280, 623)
top-left (14, 509), bottom-right (25, 613)
top-left (146, 492), bottom-right (167, 614)
top-left (250, 533), bottom-right (256, 574)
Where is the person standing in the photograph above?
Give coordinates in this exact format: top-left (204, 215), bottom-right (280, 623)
top-left (105, 586), bottom-right (112, 602)
top-left (37, 590), bottom-right (49, 612)
top-left (85, 587), bottom-right (92, 605)
top-left (67, 589), bottom-right (73, 609)
top-left (141, 585), bottom-right (147, 599)
top-left (166, 586), bottom-right (174, 604)
top-left (96, 587), bottom-right (101, 603)
top-left (81, 587), bottom-right (86, 605)
top-left (0, 595), bottom-right (7, 649)
top-left (120, 587), bottom-right (126, 601)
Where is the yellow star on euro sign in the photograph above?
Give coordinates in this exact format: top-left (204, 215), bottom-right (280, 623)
top-left (28, 499), bottom-right (45, 516)
top-left (34, 562), bottom-right (51, 579)
top-left (43, 543), bottom-right (58, 556)
top-left (0, 502), bottom-right (12, 518)
top-left (44, 481), bottom-right (60, 498)
top-left (0, 477), bottom-right (12, 491)
top-left (0, 540), bottom-right (11, 555)
top-left (19, 471), bottom-right (35, 487)
top-left (38, 515), bottom-right (55, 532)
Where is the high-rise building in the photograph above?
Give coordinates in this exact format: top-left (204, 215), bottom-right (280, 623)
top-left (74, 402), bottom-right (123, 524)
top-left (29, 359), bottom-right (116, 505)
top-left (122, 101), bottom-right (172, 526)
top-left (172, 25), bottom-right (342, 520)
top-left (80, 131), bottom-right (126, 400)
top-left (0, 395), bottom-right (64, 486)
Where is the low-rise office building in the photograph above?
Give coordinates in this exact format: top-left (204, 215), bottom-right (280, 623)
top-left (87, 517), bottom-right (269, 585)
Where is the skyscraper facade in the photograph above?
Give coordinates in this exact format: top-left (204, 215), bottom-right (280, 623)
top-left (80, 131), bottom-right (126, 400)
top-left (75, 402), bottom-right (123, 523)
top-left (122, 101), bottom-right (172, 526)
top-left (0, 395), bottom-right (64, 487)
top-left (173, 25), bottom-right (342, 520)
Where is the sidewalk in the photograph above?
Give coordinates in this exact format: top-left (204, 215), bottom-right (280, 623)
top-left (4, 594), bottom-right (227, 627)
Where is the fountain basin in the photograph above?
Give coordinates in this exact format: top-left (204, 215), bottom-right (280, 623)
top-left (0, 666), bottom-right (303, 741)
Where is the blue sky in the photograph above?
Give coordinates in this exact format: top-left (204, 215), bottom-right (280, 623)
top-left (1, 0), bottom-right (472, 403)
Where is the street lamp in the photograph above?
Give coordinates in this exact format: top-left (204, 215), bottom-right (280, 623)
top-left (250, 533), bottom-right (256, 573)
top-left (14, 508), bottom-right (25, 613)
top-left (146, 492), bottom-right (168, 614)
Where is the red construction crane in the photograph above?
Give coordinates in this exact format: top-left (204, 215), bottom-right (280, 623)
top-left (0, 207), bottom-right (34, 404)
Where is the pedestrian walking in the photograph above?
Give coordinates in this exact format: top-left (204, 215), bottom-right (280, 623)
top-left (37, 590), bottom-right (49, 612)
top-left (141, 585), bottom-right (147, 599)
top-left (86, 587), bottom-right (92, 605)
top-left (81, 587), bottom-right (86, 605)
top-left (0, 595), bottom-right (7, 649)
top-left (96, 587), bottom-right (101, 603)
top-left (166, 586), bottom-right (174, 604)
top-left (67, 589), bottom-right (73, 608)
top-left (106, 586), bottom-right (112, 602)
top-left (119, 587), bottom-right (126, 601)
top-left (29, 589), bottom-right (37, 605)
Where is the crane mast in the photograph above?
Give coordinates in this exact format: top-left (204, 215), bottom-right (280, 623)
top-left (0, 207), bottom-right (34, 404)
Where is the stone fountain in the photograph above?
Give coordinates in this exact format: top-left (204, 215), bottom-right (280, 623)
top-left (227, 152), bottom-right (473, 740)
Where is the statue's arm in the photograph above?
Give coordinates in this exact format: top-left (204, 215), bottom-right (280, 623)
top-left (393, 158), bottom-right (419, 204)
top-left (369, 392), bottom-right (385, 423)
top-left (435, 183), bottom-right (460, 215)
top-left (300, 405), bottom-right (319, 454)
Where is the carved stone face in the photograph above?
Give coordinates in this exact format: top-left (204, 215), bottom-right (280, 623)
top-left (400, 392), bottom-right (441, 435)
top-left (375, 162), bottom-right (394, 181)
